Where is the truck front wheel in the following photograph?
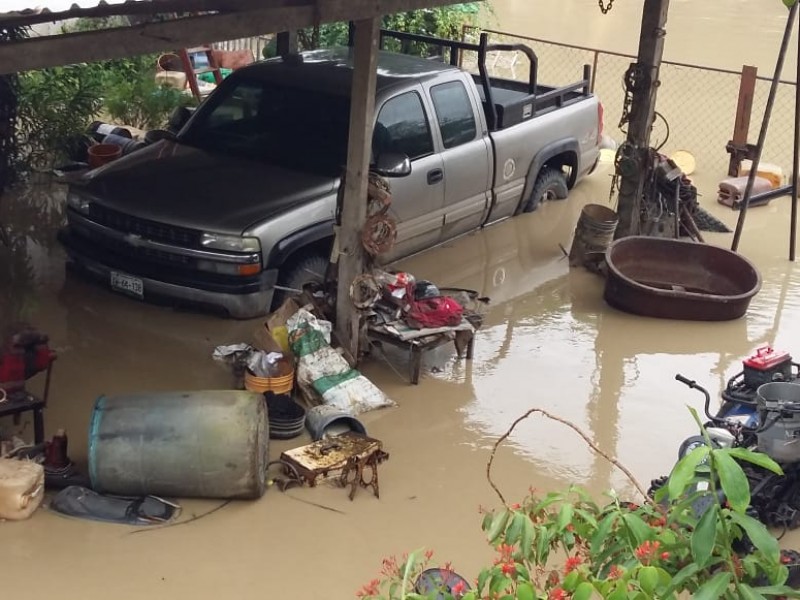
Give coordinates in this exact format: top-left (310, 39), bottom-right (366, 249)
top-left (274, 253), bottom-right (329, 307)
top-left (522, 167), bottom-right (569, 213)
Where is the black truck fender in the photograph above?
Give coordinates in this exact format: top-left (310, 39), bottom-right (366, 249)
top-left (515, 139), bottom-right (580, 215)
top-left (266, 220), bottom-right (335, 269)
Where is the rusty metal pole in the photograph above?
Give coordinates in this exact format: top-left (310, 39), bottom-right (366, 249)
top-left (792, 11), bottom-right (800, 261)
top-left (335, 18), bottom-right (379, 360)
top-left (614, 0), bottom-right (670, 239)
top-left (731, 1), bottom-right (798, 252)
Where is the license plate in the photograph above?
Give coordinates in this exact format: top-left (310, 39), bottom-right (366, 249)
top-left (110, 271), bottom-right (144, 299)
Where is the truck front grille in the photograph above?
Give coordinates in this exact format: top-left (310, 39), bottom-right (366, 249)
top-left (88, 204), bottom-right (201, 247)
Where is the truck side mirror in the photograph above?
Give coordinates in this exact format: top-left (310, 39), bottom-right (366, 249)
top-left (373, 153), bottom-right (411, 178)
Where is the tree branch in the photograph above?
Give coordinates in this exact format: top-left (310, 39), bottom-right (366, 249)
top-left (486, 407), bottom-right (650, 506)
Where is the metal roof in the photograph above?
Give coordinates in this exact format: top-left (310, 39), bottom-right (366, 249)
top-left (2, 0), bottom-right (144, 18)
top-left (0, 0), bottom-right (218, 26)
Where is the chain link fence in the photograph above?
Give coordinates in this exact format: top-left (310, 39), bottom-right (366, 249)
top-left (463, 25), bottom-right (797, 182)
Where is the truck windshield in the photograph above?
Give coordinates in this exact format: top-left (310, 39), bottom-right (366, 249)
top-left (181, 77), bottom-right (351, 177)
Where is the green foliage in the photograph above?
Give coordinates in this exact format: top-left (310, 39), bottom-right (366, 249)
top-left (16, 66), bottom-right (104, 169)
top-left (104, 74), bottom-right (196, 130)
top-left (15, 16), bottom-right (193, 168)
top-left (264, 3), bottom-right (482, 58)
top-left (359, 436), bottom-right (800, 599)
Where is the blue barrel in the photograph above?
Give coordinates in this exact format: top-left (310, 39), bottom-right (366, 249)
top-left (88, 391), bottom-right (268, 499)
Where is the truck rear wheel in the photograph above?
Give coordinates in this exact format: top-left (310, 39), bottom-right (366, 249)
top-left (523, 168), bottom-right (569, 213)
top-left (274, 254), bottom-right (329, 307)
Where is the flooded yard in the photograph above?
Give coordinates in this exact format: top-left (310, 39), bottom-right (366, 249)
top-left (3, 154), bottom-right (800, 597)
top-left (3, 0), bottom-right (800, 596)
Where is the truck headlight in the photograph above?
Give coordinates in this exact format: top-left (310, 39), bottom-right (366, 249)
top-left (200, 233), bottom-right (261, 253)
top-left (66, 191), bottom-right (91, 215)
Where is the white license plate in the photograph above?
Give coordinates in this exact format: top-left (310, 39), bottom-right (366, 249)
top-left (110, 271), bottom-right (144, 299)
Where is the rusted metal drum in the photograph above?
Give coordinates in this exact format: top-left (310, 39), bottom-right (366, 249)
top-left (88, 391), bottom-right (268, 499)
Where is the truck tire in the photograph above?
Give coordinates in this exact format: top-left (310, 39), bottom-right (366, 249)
top-left (523, 168), bottom-right (569, 213)
top-left (274, 254), bottom-right (329, 306)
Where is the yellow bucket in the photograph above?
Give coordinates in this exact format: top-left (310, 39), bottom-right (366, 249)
top-left (244, 369), bottom-right (295, 395)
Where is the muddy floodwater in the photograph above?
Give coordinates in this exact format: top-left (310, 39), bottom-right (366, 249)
top-left (3, 3), bottom-right (800, 598)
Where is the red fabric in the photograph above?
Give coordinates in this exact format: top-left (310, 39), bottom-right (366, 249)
top-left (404, 290), bottom-right (463, 330)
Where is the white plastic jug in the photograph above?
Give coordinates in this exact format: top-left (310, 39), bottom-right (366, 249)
top-left (0, 459), bottom-right (44, 521)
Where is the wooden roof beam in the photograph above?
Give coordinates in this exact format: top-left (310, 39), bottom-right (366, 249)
top-left (0, 0), bottom-right (469, 74)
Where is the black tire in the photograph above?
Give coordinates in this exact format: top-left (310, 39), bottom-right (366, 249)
top-left (522, 167), bottom-right (569, 213)
top-left (274, 253), bottom-right (329, 306)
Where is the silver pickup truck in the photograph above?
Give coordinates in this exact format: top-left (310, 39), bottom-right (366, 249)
top-left (59, 31), bottom-right (603, 318)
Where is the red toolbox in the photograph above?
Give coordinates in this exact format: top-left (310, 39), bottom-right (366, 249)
top-left (743, 345), bottom-right (793, 389)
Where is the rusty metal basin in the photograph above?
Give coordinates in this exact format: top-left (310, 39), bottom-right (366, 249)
top-left (603, 236), bottom-right (761, 321)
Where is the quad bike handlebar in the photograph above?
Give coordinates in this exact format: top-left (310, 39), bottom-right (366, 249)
top-left (675, 374), bottom-right (716, 423)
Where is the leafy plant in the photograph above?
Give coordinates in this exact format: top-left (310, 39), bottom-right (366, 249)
top-left (104, 74), bottom-right (195, 130)
top-left (358, 408), bottom-right (800, 599)
top-left (16, 65), bottom-right (104, 170)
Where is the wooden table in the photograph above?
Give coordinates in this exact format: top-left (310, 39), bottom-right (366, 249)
top-left (278, 432), bottom-right (389, 500)
top-left (367, 326), bottom-right (475, 385)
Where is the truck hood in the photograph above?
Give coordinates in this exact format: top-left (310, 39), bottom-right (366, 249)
top-left (78, 140), bottom-right (337, 235)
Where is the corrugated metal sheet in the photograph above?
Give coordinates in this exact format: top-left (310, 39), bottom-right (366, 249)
top-left (2, 0), bottom-right (146, 17)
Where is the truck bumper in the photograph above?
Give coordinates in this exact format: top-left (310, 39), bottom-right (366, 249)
top-left (58, 227), bottom-right (277, 319)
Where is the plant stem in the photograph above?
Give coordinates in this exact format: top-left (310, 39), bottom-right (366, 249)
top-left (486, 407), bottom-right (649, 506)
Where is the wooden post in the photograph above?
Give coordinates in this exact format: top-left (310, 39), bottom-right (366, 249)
top-left (276, 30), bottom-right (297, 55)
top-left (726, 65), bottom-right (758, 177)
top-left (335, 17), bottom-right (379, 360)
top-left (614, 0), bottom-right (670, 239)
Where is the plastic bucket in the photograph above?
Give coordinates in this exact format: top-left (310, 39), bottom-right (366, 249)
top-left (87, 143), bottom-right (122, 168)
top-left (88, 391), bottom-right (269, 499)
top-left (756, 382), bottom-right (800, 463)
top-left (569, 204), bottom-right (619, 267)
top-left (305, 405), bottom-right (367, 441)
top-left (244, 369), bottom-right (294, 395)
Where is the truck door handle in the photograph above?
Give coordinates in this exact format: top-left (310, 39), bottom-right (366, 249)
top-left (427, 168), bottom-right (444, 185)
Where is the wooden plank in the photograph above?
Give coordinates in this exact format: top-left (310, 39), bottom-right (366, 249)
top-left (0, 6), bottom-right (311, 73)
top-left (614, 0), bottom-right (670, 238)
top-left (335, 17), bottom-right (379, 359)
top-left (0, 0), bottom-right (468, 73)
top-left (732, 65), bottom-right (758, 146)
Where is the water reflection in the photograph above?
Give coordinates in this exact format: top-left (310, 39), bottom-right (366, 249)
top-left (398, 165), bottom-right (800, 495)
top-left (0, 179), bottom-right (66, 330)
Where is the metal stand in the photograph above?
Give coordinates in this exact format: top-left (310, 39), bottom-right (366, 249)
top-left (731, 2), bottom-right (799, 253)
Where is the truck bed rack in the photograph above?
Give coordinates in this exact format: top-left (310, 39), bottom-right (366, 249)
top-left (372, 28), bottom-right (592, 131)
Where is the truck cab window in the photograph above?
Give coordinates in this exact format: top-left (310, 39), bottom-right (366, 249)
top-left (373, 92), bottom-right (433, 160)
top-left (206, 83), bottom-right (263, 128)
top-left (430, 81), bottom-right (477, 149)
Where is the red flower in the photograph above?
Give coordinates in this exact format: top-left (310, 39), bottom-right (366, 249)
top-left (452, 580), bottom-right (467, 596)
top-left (549, 587), bottom-right (569, 600)
top-left (635, 540), bottom-right (661, 564)
top-left (660, 552), bottom-right (670, 560)
top-left (497, 543), bottom-right (515, 562)
top-left (356, 578), bottom-right (380, 598)
top-left (564, 555), bottom-right (583, 574)
top-left (511, 502), bottom-right (522, 510)
top-left (501, 562), bottom-right (516, 576)
top-left (424, 549), bottom-right (434, 561)
top-left (608, 565), bottom-right (624, 580)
